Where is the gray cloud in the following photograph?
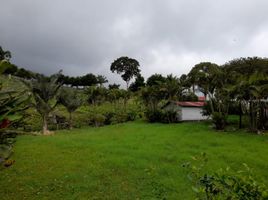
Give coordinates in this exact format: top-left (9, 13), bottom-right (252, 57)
top-left (1, 0), bottom-right (268, 86)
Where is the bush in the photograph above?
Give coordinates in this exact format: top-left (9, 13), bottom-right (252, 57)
top-left (103, 112), bottom-right (115, 125)
top-left (126, 110), bottom-right (137, 121)
top-left (145, 109), bottom-right (163, 123)
top-left (111, 112), bottom-right (128, 124)
top-left (160, 110), bottom-right (178, 123)
top-left (20, 108), bottom-right (42, 132)
top-left (91, 114), bottom-right (105, 127)
top-left (212, 112), bottom-right (227, 130)
top-left (183, 153), bottom-right (268, 200)
top-left (145, 109), bottom-right (178, 123)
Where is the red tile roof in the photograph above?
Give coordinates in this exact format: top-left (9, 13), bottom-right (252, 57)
top-left (175, 101), bottom-right (205, 107)
top-left (198, 96), bottom-right (206, 101)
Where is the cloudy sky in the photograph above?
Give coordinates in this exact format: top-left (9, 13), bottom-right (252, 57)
top-left (1, 0), bottom-right (268, 85)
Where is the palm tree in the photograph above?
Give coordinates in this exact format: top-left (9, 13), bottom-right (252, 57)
top-left (160, 74), bottom-right (183, 101)
top-left (58, 88), bottom-right (83, 129)
top-left (21, 72), bottom-right (62, 135)
top-left (96, 75), bottom-right (108, 86)
top-left (223, 57), bottom-right (268, 132)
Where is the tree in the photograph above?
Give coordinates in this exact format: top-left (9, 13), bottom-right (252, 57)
top-left (188, 62), bottom-right (221, 98)
top-left (108, 83), bottom-right (120, 90)
top-left (129, 74), bottom-right (145, 92)
top-left (146, 74), bottom-right (166, 86)
top-left (21, 72), bottom-right (62, 135)
top-left (58, 88), bottom-right (83, 129)
top-left (0, 46), bottom-right (11, 61)
top-left (223, 57), bottom-right (268, 132)
top-left (96, 75), bottom-right (108, 86)
top-left (110, 56), bottom-right (140, 89)
top-left (85, 86), bottom-right (107, 105)
top-left (160, 74), bottom-right (183, 101)
top-left (188, 62), bottom-right (229, 130)
top-left (80, 73), bottom-right (98, 87)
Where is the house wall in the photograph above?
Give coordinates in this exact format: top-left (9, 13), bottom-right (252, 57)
top-left (181, 107), bottom-right (207, 121)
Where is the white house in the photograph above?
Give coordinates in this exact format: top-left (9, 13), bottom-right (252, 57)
top-left (162, 101), bottom-right (207, 121)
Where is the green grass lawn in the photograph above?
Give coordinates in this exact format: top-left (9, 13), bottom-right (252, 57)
top-left (1, 121), bottom-right (268, 199)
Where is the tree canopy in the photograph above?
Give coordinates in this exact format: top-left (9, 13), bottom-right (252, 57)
top-left (110, 56), bottom-right (140, 89)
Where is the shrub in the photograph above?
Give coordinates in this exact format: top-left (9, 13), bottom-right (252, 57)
top-left (160, 110), bottom-right (178, 123)
top-left (103, 112), bottom-right (115, 125)
top-left (212, 112), bottom-right (227, 130)
top-left (111, 112), bottom-right (128, 124)
top-left (183, 153), bottom-right (268, 200)
top-left (145, 109), bottom-right (178, 123)
top-left (126, 110), bottom-right (137, 121)
top-left (91, 114), bottom-right (105, 127)
top-left (145, 109), bottom-right (163, 123)
top-left (21, 111), bottom-right (42, 132)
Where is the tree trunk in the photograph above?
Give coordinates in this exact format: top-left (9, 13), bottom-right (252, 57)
top-left (42, 115), bottom-right (49, 135)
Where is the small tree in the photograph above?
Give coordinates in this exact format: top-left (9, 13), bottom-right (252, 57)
top-left (58, 88), bottom-right (83, 129)
top-left (22, 72), bottom-right (62, 135)
top-left (110, 56), bottom-right (140, 89)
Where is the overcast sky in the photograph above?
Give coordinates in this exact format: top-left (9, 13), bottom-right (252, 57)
top-left (1, 0), bottom-right (268, 85)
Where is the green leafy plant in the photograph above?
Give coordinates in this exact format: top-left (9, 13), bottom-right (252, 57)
top-left (183, 153), bottom-right (268, 200)
top-left (0, 59), bottom-right (29, 165)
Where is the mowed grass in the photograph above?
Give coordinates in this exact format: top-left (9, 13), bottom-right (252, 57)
top-left (1, 121), bottom-right (268, 199)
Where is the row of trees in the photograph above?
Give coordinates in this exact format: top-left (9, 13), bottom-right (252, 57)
top-left (21, 73), bottom-right (136, 134)
top-left (1, 45), bottom-right (268, 133)
top-left (58, 74), bottom-right (108, 88)
top-left (111, 56), bottom-right (268, 132)
top-left (187, 58), bottom-right (268, 131)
